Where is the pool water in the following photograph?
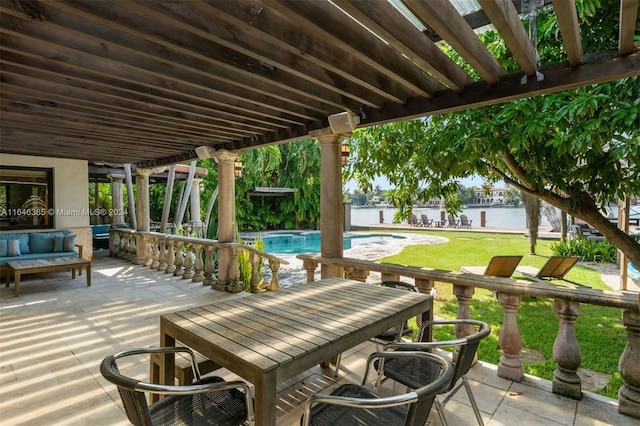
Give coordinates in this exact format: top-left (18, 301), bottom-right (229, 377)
top-left (247, 231), bottom-right (406, 255)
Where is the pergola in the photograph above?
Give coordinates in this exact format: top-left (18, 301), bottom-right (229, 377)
top-left (1, 0), bottom-right (639, 275)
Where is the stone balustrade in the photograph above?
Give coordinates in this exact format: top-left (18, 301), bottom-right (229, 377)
top-left (109, 229), bottom-right (288, 293)
top-left (296, 253), bottom-right (640, 419)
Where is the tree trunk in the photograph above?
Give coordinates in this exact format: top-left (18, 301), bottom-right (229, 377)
top-left (523, 192), bottom-right (540, 255)
top-left (533, 192), bottom-right (640, 268)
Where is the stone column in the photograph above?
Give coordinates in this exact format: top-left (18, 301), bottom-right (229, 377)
top-left (310, 129), bottom-right (349, 279)
top-left (134, 168), bottom-right (152, 232)
top-left (619, 309), bottom-right (640, 418)
top-left (553, 300), bottom-right (582, 399)
top-left (133, 168), bottom-right (153, 264)
top-left (107, 174), bottom-right (126, 225)
top-left (212, 150), bottom-right (239, 291)
top-left (189, 178), bottom-right (203, 235)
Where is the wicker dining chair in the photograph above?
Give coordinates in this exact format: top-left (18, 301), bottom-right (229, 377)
top-left (301, 351), bottom-right (453, 426)
top-left (100, 346), bottom-right (254, 426)
top-left (378, 319), bottom-right (491, 426)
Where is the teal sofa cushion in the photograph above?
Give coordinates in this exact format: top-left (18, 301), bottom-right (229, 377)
top-left (0, 233), bottom-right (30, 254)
top-left (29, 232), bottom-right (72, 253)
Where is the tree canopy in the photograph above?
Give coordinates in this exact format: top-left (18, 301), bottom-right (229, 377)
top-left (345, 1), bottom-right (640, 267)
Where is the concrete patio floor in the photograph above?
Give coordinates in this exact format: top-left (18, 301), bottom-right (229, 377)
top-left (0, 251), bottom-right (636, 426)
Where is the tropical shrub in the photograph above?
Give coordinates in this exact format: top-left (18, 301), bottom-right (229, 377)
top-left (551, 237), bottom-right (617, 263)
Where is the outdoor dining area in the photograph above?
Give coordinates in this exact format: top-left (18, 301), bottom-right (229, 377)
top-left (1, 0), bottom-right (640, 425)
top-left (1, 250), bottom-right (638, 426)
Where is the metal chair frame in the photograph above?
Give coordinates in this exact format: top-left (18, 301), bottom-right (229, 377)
top-left (301, 351), bottom-right (454, 426)
top-left (100, 346), bottom-right (254, 426)
top-left (378, 319), bottom-right (491, 426)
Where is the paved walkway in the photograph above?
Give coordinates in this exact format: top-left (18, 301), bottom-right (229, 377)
top-left (0, 252), bottom-right (637, 425)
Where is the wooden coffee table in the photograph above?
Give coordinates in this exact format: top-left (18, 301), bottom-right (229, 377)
top-left (5, 257), bottom-right (91, 296)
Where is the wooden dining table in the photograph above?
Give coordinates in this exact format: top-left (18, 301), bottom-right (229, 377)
top-left (159, 277), bottom-right (433, 426)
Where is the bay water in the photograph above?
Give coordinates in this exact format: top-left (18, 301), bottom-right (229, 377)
top-left (350, 206), bottom-right (552, 228)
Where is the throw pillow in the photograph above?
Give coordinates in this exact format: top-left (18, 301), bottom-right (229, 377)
top-left (0, 240), bottom-right (7, 257)
top-left (53, 236), bottom-right (65, 252)
top-left (63, 235), bottom-right (76, 252)
top-left (8, 239), bottom-right (21, 257)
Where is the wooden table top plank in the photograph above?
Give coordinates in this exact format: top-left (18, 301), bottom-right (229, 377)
top-left (167, 311), bottom-right (280, 371)
top-left (7, 257), bottom-right (89, 272)
top-left (188, 307), bottom-right (296, 364)
top-left (296, 284), bottom-right (423, 320)
top-left (193, 306), bottom-right (309, 360)
top-left (229, 294), bottom-right (358, 337)
top-left (202, 303), bottom-right (326, 353)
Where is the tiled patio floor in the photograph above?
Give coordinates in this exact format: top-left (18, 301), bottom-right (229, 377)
top-left (0, 251), bottom-right (635, 425)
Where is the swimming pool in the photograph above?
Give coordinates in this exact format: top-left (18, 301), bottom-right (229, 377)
top-left (241, 230), bottom-right (406, 255)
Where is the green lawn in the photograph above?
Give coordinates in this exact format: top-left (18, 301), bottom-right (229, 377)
top-left (377, 231), bottom-right (626, 399)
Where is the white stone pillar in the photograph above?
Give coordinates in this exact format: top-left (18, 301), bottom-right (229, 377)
top-left (107, 173), bottom-right (125, 225)
top-left (190, 178), bottom-right (203, 236)
top-left (310, 129), bottom-right (349, 279)
top-left (213, 150), bottom-right (240, 291)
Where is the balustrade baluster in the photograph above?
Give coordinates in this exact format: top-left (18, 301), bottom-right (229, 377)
top-left (302, 260), bottom-right (318, 283)
top-left (351, 268), bottom-right (369, 282)
top-left (203, 246), bottom-right (216, 286)
top-left (145, 236), bottom-right (155, 268)
top-left (134, 234), bottom-right (147, 265)
top-left (415, 278), bottom-right (434, 338)
top-left (228, 248), bottom-right (242, 293)
top-left (165, 240), bottom-right (176, 274)
top-left (157, 236), bottom-right (167, 271)
top-left (121, 233), bottom-right (130, 260)
top-left (497, 292), bottom-right (524, 381)
top-left (182, 244), bottom-right (195, 279)
top-left (109, 231), bottom-right (118, 257)
top-left (249, 253), bottom-right (260, 293)
top-left (173, 241), bottom-right (185, 277)
top-left (552, 300), bottom-right (582, 399)
top-left (266, 260), bottom-right (279, 291)
top-left (453, 285), bottom-right (475, 362)
top-left (149, 236), bottom-right (159, 268)
top-left (129, 234), bottom-right (137, 260)
top-left (618, 309), bottom-right (640, 417)
top-left (192, 244), bottom-right (204, 282)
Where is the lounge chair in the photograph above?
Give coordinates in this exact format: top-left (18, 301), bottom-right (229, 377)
top-left (461, 255), bottom-right (523, 277)
top-left (420, 214), bottom-right (434, 227)
top-left (516, 256), bottom-right (589, 287)
top-left (460, 214), bottom-right (472, 229)
top-left (447, 214), bottom-right (460, 228)
top-left (409, 213), bottom-right (421, 226)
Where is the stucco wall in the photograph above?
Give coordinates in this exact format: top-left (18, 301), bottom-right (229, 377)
top-left (1, 154), bottom-right (93, 259)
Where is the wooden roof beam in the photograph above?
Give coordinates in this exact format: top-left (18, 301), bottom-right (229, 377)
top-left (479, 0), bottom-right (538, 76)
top-left (262, 0), bottom-right (444, 98)
top-left (404, 0), bottom-right (506, 84)
top-left (552, 0), bottom-right (583, 66)
top-left (331, 0), bottom-right (473, 92)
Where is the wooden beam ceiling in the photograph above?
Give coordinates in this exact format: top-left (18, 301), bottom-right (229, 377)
top-left (0, 0), bottom-right (638, 168)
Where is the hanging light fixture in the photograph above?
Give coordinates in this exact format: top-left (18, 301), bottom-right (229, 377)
top-left (234, 161), bottom-right (243, 178)
top-left (341, 143), bottom-right (350, 167)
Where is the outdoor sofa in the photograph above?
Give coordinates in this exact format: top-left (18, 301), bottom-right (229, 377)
top-left (0, 231), bottom-right (82, 276)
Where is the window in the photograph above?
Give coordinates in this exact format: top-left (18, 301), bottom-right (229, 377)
top-left (0, 166), bottom-right (54, 230)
